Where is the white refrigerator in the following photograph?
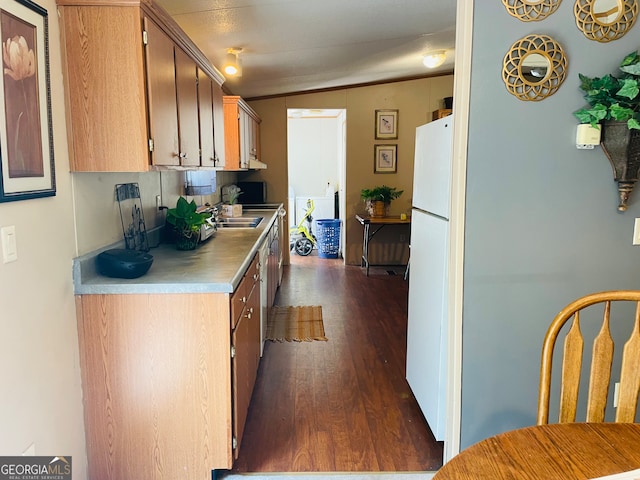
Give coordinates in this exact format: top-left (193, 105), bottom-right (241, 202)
top-left (406, 115), bottom-right (453, 441)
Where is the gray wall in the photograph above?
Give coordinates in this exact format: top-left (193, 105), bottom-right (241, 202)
top-left (461, 3), bottom-right (640, 448)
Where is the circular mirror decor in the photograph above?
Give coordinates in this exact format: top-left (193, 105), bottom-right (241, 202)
top-left (521, 53), bottom-right (550, 83)
top-left (502, 0), bottom-right (562, 21)
top-left (502, 34), bottom-right (568, 101)
top-left (574, 0), bottom-right (638, 42)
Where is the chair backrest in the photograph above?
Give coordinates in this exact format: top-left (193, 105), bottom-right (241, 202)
top-left (537, 290), bottom-right (640, 425)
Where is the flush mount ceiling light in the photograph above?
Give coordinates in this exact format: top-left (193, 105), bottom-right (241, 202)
top-left (423, 50), bottom-right (446, 68)
top-left (223, 48), bottom-right (243, 77)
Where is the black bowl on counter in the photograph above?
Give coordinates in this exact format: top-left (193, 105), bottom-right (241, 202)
top-left (96, 248), bottom-right (154, 279)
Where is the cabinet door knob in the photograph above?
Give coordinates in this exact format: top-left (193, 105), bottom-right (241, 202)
top-left (242, 296), bottom-right (247, 303)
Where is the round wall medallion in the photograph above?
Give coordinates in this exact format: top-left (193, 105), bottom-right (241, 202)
top-left (502, 34), bottom-right (568, 101)
top-left (502, 0), bottom-right (562, 21)
top-left (574, 0), bottom-right (638, 42)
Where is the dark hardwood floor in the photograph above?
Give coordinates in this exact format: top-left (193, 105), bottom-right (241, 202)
top-left (231, 253), bottom-right (443, 473)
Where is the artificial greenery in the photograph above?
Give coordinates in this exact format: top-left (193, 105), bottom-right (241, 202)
top-left (574, 51), bottom-right (640, 130)
top-left (165, 196), bottom-right (210, 237)
top-left (360, 185), bottom-right (404, 203)
top-left (228, 187), bottom-right (243, 205)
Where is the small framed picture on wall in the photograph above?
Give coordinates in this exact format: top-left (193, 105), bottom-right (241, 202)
top-left (375, 109), bottom-right (398, 140)
top-left (374, 144), bottom-right (397, 173)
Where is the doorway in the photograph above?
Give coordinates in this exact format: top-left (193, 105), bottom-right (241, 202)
top-left (286, 109), bottom-right (346, 259)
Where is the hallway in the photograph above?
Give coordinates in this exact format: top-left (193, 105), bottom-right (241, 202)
top-left (231, 254), bottom-right (443, 473)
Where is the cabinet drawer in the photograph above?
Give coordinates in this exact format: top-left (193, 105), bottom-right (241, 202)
top-left (247, 254), bottom-right (260, 284)
top-left (230, 254), bottom-right (260, 329)
top-left (230, 281), bottom-right (248, 329)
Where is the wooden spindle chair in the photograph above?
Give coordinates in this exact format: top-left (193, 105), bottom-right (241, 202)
top-left (537, 290), bottom-right (640, 425)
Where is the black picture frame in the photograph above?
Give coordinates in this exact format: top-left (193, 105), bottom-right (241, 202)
top-left (0, 0), bottom-right (55, 202)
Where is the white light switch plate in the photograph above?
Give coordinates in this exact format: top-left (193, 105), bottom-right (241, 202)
top-left (1, 225), bottom-right (17, 263)
top-left (634, 219), bottom-right (640, 245)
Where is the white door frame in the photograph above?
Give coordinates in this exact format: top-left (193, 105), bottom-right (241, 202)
top-left (445, 0), bottom-right (473, 462)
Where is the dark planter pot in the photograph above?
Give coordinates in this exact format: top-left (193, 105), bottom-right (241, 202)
top-left (601, 121), bottom-right (640, 212)
top-left (176, 233), bottom-right (199, 250)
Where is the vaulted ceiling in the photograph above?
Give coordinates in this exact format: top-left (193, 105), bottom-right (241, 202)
top-left (156, 0), bottom-right (457, 99)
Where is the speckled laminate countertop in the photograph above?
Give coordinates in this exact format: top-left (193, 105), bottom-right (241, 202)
top-left (72, 206), bottom-right (281, 295)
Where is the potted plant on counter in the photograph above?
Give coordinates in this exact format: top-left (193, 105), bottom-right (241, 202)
top-left (574, 50), bottom-right (640, 211)
top-left (360, 185), bottom-right (403, 217)
top-left (165, 196), bottom-right (211, 250)
top-left (222, 185), bottom-right (243, 217)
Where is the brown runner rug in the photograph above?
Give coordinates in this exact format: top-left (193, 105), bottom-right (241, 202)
top-left (266, 305), bottom-right (328, 342)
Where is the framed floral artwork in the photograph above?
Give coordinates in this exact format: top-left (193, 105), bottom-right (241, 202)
top-left (0, 0), bottom-right (55, 202)
top-left (375, 109), bottom-right (398, 139)
top-left (374, 144), bottom-right (397, 173)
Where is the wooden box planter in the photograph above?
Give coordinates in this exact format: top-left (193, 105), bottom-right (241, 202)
top-left (366, 200), bottom-right (389, 218)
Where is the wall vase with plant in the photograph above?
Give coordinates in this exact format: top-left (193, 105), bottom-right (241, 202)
top-left (360, 185), bottom-right (403, 218)
top-left (574, 51), bottom-right (640, 211)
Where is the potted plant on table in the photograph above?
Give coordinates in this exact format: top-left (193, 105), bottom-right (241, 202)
top-left (360, 185), bottom-right (403, 217)
top-left (165, 196), bottom-right (211, 250)
top-left (573, 50), bottom-right (640, 211)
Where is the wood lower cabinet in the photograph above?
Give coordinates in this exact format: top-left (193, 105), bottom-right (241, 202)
top-left (75, 255), bottom-right (262, 479)
top-left (267, 220), bottom-right (280, 307)
top-left (230, 254), bottom-right (261, 457)
top-left (57, 0), bottom-right (225, 172)
top-left (231, 267), bottom-right (260, 457)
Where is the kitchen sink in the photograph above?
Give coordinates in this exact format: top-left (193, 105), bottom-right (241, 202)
top-left (217, 216), bottom-right (264, 228)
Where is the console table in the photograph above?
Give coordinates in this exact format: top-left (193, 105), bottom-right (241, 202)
top-left (355, 214), bottom-right (411, 276)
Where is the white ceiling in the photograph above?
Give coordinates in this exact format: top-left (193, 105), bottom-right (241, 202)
top-left (155, 0), bottom-right (457, 99)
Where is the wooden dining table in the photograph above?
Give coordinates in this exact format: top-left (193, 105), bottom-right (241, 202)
top-left (433, 423), bottom-right (640, 480)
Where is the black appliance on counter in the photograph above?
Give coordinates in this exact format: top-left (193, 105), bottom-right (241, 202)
top-left (237, 181), bottom-right (267, 204)
top-left (96, 248), bottom-right (154, 279)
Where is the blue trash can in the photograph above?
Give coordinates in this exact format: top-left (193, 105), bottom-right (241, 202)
top-left (315, 219), bottom-right (341, 259)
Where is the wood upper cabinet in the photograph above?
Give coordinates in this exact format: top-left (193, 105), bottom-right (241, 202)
top-left (174, 48), bottom-right (200, 167)
top-left (223, 96), bottom-right (262, 170)
top-left (57, 5), bottom-right (149, 171)
top-left (145, 20), bottom-right (200, 168)
top-left (57, 0), bottom-right (225, 172)
top-left (198, 69), bottom-right (216, 167)
top-left (144, 17), bottom-right (179, 167)
top-left (198, 69), bottom-right (225, 168)
top-left (212, 81), bottom-right (226, 168)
